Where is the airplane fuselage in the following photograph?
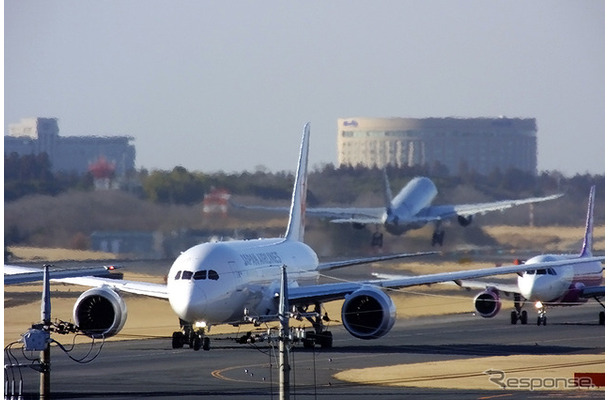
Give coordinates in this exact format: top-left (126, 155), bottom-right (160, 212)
top-left (167, 239), bottom-right (319, 325)
top-left (517, 254), bottom-right (604, 305)
top-left (382, 177), bottom-right (438, 235)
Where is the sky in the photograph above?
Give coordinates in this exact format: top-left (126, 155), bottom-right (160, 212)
top-left (4, 1), bottom-right (605, 176)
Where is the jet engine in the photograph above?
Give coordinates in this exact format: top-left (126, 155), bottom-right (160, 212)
top-left (457, 215), bottom-right (473, 227)
top-left (341, 287), bottom-right (396, 340)
top-left (73, 286), bottom-right (127, 338)
top-left (473, 288), bottom-right (501, 318)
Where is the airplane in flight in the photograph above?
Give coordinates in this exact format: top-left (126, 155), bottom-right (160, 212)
top-left (5, 124), bottom-right (603, 351)
top-left (234, 170), bottom-right (562, 247)
top-left (375, 186), bottom-right (605, 326)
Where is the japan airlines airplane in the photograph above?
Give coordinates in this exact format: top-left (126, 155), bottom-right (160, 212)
top-left (376, 186), bottom-right (605, 326)
top-left (234, 170), bottom-right (562, 247)
top-left (5, 124), bottom-right (602, 351)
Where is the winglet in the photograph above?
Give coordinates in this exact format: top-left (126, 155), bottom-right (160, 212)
top-left (284, 123), bottom-right (310, 242)
top-left (579, 185), bottom-right (595, 257)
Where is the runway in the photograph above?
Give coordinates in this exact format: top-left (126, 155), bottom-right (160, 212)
top-left (6, 304), bottom-right (604, 399)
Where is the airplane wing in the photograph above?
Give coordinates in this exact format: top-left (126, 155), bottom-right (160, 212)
top-left (231, 200), bottom-right (385, 223)
top-left (57, 276), bottom-right (169, 299)
top-left (317, 251), bottom-right (438, 272)
top-left (4, 264), bottom-right (120, 285)
top-left (423, 193), bottom-right (564, 220)
top-left (371, 272), bottom-right (521, 296)
top-left (287, 256), bottom-right (603, 305)
top-left (4, 264), bottom-right (168, 299)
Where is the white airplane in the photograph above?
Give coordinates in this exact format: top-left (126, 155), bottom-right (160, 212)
top-left (5, 124), bottom-right (603, 351)
top-left (375, 185), bottom-right (605, 326)
top-left (234, 170), bottom-right (562, 247)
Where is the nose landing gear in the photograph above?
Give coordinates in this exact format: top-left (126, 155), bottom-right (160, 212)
top-left (535, 302), bottom-right (547, 326)
top-left (172, 319), bottom-right (210, 351)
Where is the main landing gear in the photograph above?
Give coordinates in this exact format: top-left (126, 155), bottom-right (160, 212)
top-left (371, 230), bottom-right (384, 248)
top-left (172, 319), bottom-right (210, 351)
top-left (592, 296), bottom-right (605, 325)
top-left (298, 303), bottom-right (333, 349)
top-left (431, 221), bottom-right (445, 246)
top-left (510, 293), bottom-right (528, 325)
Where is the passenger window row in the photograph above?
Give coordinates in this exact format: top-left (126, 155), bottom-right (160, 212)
top-left (174, 270), bottom-right (219, 280)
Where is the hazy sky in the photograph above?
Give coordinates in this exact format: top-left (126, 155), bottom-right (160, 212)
top-left (5, 1), bottom-right (605, 176)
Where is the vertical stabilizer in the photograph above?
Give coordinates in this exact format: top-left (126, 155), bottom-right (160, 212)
top-left (284, 123), bottom-right (310, 242)
top-left (382, 168), bottom-right (394, 212)
top-left (579, 186), bottom-right (595, 257)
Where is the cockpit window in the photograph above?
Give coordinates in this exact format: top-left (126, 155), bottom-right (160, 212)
top-left (208, 270), bottom-right (219, 280)
top-left (174, 271), bottom-right (182, 280)
top-left (193, 270), bottom-right (207, 280)
top-left (526, 268), bottom-right (551, 275)
top-left (181, 270), bottom-right (193, 280)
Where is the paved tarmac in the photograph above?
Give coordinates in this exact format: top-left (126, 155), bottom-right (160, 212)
top-left (6, 304), bottom-right (604, 400)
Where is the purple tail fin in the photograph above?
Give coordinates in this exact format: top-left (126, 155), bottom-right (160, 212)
top-left (579, 186), bottom-right (595, 257)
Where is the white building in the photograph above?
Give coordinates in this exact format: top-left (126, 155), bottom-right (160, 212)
top-left (337, 117), bottom-right (537, 175)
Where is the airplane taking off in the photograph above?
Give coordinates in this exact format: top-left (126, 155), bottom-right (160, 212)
top-left (376, 186), bottom-right (605, 326)
top-left (5, 124), bottom-right (603, 351)
top-left (234, 170), bottom-right (562, 246)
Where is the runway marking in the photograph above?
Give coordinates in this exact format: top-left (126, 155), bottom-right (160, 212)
top-left (478, 394), bottom-right (514, 399)
top-left (334, 354), bottom-right (605, 390)
top-left (211, 362), bottom-right (270, 384)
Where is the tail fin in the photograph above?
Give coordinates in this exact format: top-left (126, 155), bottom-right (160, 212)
top-left (382, 167), bottom-right (394, 213)
top-left (579, 185), bottom-right (595, 257)
top-left (284, 123), bottom-right (310, 242)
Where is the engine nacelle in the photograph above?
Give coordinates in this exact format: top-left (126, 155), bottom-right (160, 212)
top-left (73, 286), bottom-right (127, 338)
top-left (473, 288), bottom-right (501, 318)
top-left (457, 215), bottom-right (473, 227)
top-left (341, 287), bottom-right (396, 340)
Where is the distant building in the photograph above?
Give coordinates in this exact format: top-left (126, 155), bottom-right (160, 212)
top-left (202, 188), bottom-right (231, 216)
top-left (5, 117), bottom-right (135, 176)
top-left (337, 117), bottom-right (537, 175)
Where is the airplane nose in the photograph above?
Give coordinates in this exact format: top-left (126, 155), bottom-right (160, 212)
top-left (169, 282), bottom-right (207, 322)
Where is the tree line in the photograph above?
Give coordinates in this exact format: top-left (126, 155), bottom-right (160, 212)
top-left (5, 152), bottom-right (604, 207)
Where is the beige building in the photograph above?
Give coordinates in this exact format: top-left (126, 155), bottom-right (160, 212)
top-left (337, 117), bottom-right (537, 175)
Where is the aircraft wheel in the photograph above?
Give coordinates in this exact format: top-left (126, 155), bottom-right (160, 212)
top-left (172, 331), bottom-right (184, 349)
top-left (193, 335), bottom-right (202, 351)
top-left (430, 234), bottom-right (436, 246)
top-left (318, 331), bottom-right (333, 349)
top-left (303, 331), bottom-right (315, 349)
top-left (510, 311), bottom-right (518, 325)
top-left (203, 337), bottom-right (211, 351)
top-left (542, 316), bottom-right (547, 326)
top-left (536, 316), bottom-right (541, 326)
top-left (520, 310), bottom-right (528, 325)
top-left (599, 311), bottom-right (605, 325)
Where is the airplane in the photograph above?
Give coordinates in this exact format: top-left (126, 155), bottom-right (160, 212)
top-left (5, 124), bottom-right (603, 352)
top-left (374, 185), bottom-right (605, 326)
top-left (233, 170), bottom-right (562, 247)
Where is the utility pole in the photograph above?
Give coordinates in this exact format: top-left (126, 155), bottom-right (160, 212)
top-left (278, 265), bottom-right (290, 400)
top-left (40, 264), bottom-right (51, 399)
